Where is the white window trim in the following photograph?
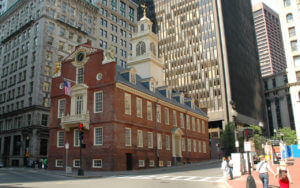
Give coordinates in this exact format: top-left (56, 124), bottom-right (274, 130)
top-left (173, 110), bottom-right (177, 127)
top-left (125, 127), bottom-right (132, 146)
top-left (93, 159), bottom-right (103, 168)
top-left (57, 98), bottom-right (65, 118)
top-left (73, 159), bottom-right (80, 168)
top-left (74, 129), bottom-right (80, 147)
top-left (57, 131), bottom-right (64, 148)
top-left (138, 160), bottom-right (145, 167)
top-left (137, 130), bottom-right (143, 148)
top-left (136, 97), bottom-right (142, 118)
top-left (147, 101), bottom-right (152, 120)
top-left (156, 105), bottom-right (161, 123)
top-left (157, 133), bottom-right (162, 150)
top-left (94, 91), bottom-right (103, 113)
top-left (55, 159), bottom-right (63, 167)
top-left (124, 93), bottom-right (131, 115)
top-left (164, 107), bottom-right (169, 125)
top-left (148, 132), bottom-right (153, 148)
top-left (166, 135), bottom-right (170, 150)
top-left (94, 127), bottom-right (103, 146)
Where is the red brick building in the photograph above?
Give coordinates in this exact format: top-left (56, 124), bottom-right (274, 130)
top-left (48, 16), bottom-right (209, 171)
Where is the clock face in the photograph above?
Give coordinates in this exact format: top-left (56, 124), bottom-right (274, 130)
top-left (77, 52), bottom-right (85, 62)
top-left (74, 50), bottom-right (87, 66)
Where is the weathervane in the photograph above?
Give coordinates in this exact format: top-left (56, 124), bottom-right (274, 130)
top-left (141, 3), bottom-right (147, 17)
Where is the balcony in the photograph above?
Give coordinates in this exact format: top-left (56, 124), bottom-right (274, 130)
top-left (61, 112), bottom-right (90, 131)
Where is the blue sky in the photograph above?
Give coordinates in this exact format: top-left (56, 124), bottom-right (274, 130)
top-left (251, 0), bottom-right (279, 12)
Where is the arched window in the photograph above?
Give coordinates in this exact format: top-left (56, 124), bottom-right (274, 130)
top-left (150, 42), bottom-right (156, 56)
top-left (136, 41), bottom-right (146, 56)
top-left (140, 24), bottom-right (144, 31)
top-left (286, 13), bottom-right (293, 23)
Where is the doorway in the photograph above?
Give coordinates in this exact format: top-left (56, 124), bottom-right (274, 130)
top-left (126, 153), bottom-right (132, 170)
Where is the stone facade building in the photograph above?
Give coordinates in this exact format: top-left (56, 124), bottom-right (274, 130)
top-left (0, 0), bottom-right (137, 167)
top-left (48, 17), bottom-right (209, 171)
top-left (263, 71), bottom-right (295, 136)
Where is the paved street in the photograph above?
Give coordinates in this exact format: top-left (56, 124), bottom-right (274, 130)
top-left (0, 161), bottom-right (226, 188)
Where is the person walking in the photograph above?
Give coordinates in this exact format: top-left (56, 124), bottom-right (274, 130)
top-left (275, 160), bottom-right (293, 188)
top-left (256, 155), bottom-right (275, 188)
top-left (227, 156), bottom-right (234, 180)
top-left (221, 157), bottom-right (228, 179)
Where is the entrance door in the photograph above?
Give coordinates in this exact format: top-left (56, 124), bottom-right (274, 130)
top-left (126, 153), bottom-right (133, 170)
top-left (175, 136), bottom-right (181, 157)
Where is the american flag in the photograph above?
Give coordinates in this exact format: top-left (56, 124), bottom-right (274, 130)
top-left (64, 80), bottom-right (71, 96)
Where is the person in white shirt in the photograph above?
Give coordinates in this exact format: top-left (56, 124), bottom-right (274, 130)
top-left (256, 155), bottom-right (275, 188)
top-left (227, 156), bottom-right (234, 180)
top-left (221, 157), bottom-right (228, 179)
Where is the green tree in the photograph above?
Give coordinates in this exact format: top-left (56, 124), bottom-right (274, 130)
top-left (273, 127), bottom-right (297, 146)
top-left (250, 125), bottom-right (266, 155)
top-left (221, 122), bottom-right (235, 157)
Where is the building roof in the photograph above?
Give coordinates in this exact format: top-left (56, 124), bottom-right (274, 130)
top-left (115, 65), bottom-right (207, 118)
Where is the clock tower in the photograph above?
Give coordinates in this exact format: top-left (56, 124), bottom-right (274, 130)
top-left (127, 13), bottom-right (164, 87)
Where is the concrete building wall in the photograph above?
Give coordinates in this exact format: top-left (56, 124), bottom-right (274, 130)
top-left (277, 0), bottom-right (300, 142)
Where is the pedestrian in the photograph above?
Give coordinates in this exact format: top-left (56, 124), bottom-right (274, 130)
top-left (275, 160), bottom-right (293, 188)
top-left (227, 156), bottom-right (234, 180)
top-left (256, 155), bottom-right (275, 188)
top-left (43, 158), bottom-right (48, 170)
top-left (221, 157), bottom-right (228, 179)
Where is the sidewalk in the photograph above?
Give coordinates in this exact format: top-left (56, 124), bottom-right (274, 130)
top-left (23, 159), bottom-right (220, 178)
top-left (227, 158), bottom-right (300, 188)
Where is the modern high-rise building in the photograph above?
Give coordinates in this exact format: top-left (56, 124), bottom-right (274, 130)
top-left (135, 0), bottom-right (268, 135)
top-left (0, 0), bottom-right (137, 167)
top-left (277, 0), bottom-right (300, 143)
top-left (253, 3), bottom-right (287, 77)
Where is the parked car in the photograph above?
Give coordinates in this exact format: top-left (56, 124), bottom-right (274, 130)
top-left (0, 160), bottom-right (4, 168)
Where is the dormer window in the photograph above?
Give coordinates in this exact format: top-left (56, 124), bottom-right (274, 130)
top-left (180, 94), bottom-right (184, 104)
top-left (130, 69), bottom-right (136, 84)
top-left (166, 88), bottom-right (172, 99)
top-left (150, 80), bottom-right (155, 92)
top-left (141, 24), bottom-right (144, 31)
top-left (136, 41), bottom-right (146, 56)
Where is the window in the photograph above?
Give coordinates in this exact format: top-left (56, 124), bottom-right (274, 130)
top-left (41, 114), bottom-right (48, 126)
top-left (76, 96), bottom-right (83, 115)
top-left (129, 7), bottom-right (134, 21)
top-left (43, 82), bottom-right (50, 92)
top-left (136, 41), bottom-right (146, 56)
top-left (48, 23), bottom-right (54, 33)
top-left (296, 71), bottom-right (300, 81)
top-left (61, 2), bottom-right (67, 11)
top-left (94, 127), bottom-right (103, 145)
top-left (73, 159), bottom-right (80, 168)
top-left (181, 138), bottom-right (185, 151)
top-left (94, 91), bottom-right (103, 113)
top-left (197, 119), bottom-right (200, 133)
top-left (136, 97), bottom-right (142, 118)
top-left (111, 0), bottom-right (117, 11)
top-left (203, 141), bottom-right (207, 153)
top-left (124, 93), bottom-right (131, 115)
top-left (93, 159), bottom-right (102, 168)
top-left (186, 115), bottom-right (190, 130)
top-left (291, 41), bottom-right (298, 51)
top-left (57, 131), bottom-right (64, 147)
top-left (192, 117), bottom-right (195, 131)
top-left (164, 108), bottom-right (169, 125)
top-left (157, 133), bottom-right (162, 149)
top-left (173, 110), bottom-right (177, 127)
top-left (125, 128), bottom-right (131, 146)
top-left (140, 24), bottom-right (144, 31)
top-left (180, 113), bottom-right (184, 128)
top-left (193, 140), bottom-right (197, 152)
top-left (77, 67), bottom-right (84, 84)
top-left (166, 135), bottom-right (170, 150)
top-left (59, 27), bottom-right (65, 37)
top-left (148, 132), bottom-right (153, 148)
top-left (138, 160), bottom-right (145, 167)
top-left (289, 27), bottom-right (296, 37)
top-left (55, 160), bottom-right (63, 167)
top-left (188, 139), bottom-right (191, 152)
top-left (198, 140), bottom-right (202, 152)
top-left (137, 130), bottom-right (143, 147)
top-left (150, 43), bottom-right (156, 56)
top-left (286, 13), bottom-right (293, 23)
top-left (202, 121), bottom-right (205, 134)
top-left (156, 105), bottom-right (161, 123)
top-left (149, 160), bottom-right (155, 167)
top-left (74, 129), bottom-right (80, 147)
top-left (284, 0), bottom-right (291, 7)
top-left (120, 1), bottom-right (126, 17)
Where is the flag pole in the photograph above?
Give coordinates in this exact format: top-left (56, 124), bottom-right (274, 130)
top-left (63, 78), bottom-right (76, 84)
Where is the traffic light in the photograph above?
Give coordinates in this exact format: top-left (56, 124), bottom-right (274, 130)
top-left (79, 123), bottom-right (83, 131)
top-left (79, 131), bottom-right (84, 140)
